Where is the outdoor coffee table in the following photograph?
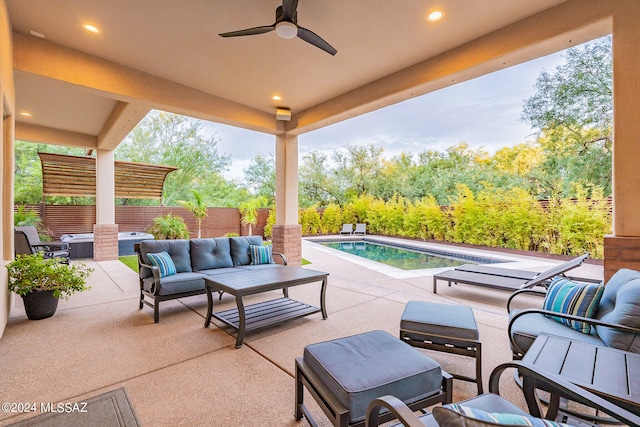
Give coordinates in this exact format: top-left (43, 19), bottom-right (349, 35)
top-left (522, 333), bottom-right (640, 421)
top-left (204, 267), bottom-right (328, 348)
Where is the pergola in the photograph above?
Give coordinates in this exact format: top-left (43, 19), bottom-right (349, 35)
top-left (38, 152), bottom-right (177, 200)
top-left (1, 1), bottom-right (639, 335)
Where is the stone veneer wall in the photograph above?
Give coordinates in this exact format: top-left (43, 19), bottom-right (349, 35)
top-left (271, 224), bottom-right (302, 267)
top-left (93, 224), bottom-right (119, 261)
top-left (604, 235), bottom-right (640, 282)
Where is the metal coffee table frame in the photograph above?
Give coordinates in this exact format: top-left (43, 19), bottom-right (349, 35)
top-left (204, 267), bottom-right (328, 348)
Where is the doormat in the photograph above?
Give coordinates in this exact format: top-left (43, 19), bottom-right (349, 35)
top-left (7, 387), bottom-right (140, 427)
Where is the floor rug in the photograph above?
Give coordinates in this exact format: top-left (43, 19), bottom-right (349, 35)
top-left (7, 388), bottom-right (140, 427)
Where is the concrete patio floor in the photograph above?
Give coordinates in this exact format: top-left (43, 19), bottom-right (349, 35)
top-left (0, 237), bottom-right (603, 426)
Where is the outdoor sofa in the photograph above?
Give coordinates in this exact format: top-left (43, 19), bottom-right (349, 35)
top-left (137, 236), bottom-right (286, 322)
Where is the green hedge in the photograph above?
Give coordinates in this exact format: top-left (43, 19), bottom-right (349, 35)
top-left (263, 185), bottom-right (611, 258)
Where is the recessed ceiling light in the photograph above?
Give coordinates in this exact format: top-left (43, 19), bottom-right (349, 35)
top-left (427, 10), bottom-right (445, 22)
top-left (20, 112), bottom-right (32, 117)
top-left (272, 95), bottom-right (282, 101)
top-left (83, 24), bottom-right (100, 33)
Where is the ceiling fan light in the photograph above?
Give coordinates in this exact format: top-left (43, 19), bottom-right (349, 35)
top-left (275, 21), bottom-right (298, 39)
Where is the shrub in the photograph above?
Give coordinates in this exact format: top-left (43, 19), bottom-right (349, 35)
top-left (147, 213), bottom-right (190, 239)
top-left (320, 203), bottom-right (342, 234)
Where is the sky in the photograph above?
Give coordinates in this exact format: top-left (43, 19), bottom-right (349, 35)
top-left (201, 50), bottom-right (567, 181)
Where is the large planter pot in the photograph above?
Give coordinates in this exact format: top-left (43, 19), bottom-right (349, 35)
top-left (21, 290), bottom-right (59, 320)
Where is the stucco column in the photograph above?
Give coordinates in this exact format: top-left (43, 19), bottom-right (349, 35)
top-left (272, 132), bottom-right (301, 266)
top-left (604, 4), bottom-right (640, 281)
top-left (94, 149), bottom-right (118, 261)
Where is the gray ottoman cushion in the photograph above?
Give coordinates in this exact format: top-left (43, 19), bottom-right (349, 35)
top-left (303, 330), bottom-right (442, 423)
top-left (401, 301), bottom-right (479, 341)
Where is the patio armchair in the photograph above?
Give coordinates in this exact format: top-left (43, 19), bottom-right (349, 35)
top-left (14, 227), bottom-right (70, 264)
top-left (508, 268), bottom-right (640, 359)
top-left (340, 224), bottom-right (353, 235)
top-left (365, 361), bottom-right (640, 426)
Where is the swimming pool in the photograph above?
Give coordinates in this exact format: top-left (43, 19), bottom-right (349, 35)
top-left (318, 239), bottom-right (499, 270)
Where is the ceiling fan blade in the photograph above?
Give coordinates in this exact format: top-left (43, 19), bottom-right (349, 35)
top-left (281, 0), bottom-right (299, 21)
top-left (219, 25), bottom-right (275, 38)
top-left (297, 26), bottom-right (337, 55)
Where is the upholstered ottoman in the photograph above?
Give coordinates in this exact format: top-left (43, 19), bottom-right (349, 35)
top-left (295, 330), bottom-right (452, 427)
top-left (400, 301), bottom-right (483, 394)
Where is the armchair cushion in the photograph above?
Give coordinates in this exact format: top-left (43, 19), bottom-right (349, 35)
top-left (433, 404), bottom-right (570, 427)
top-left (146, 252), bottom-right (177, 277)
top-left (249, 244), bottom-right (274, 265)
top-left (595, 268), bottom-right (640, 352)
top-left (542, 277), bottom-right (604, 334)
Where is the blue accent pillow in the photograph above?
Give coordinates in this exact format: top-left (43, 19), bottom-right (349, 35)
top-left (433, 404), bottom-right (571, 426)
top-left (146, 252), bottom-right (177, 277)
top-left (249, 244), bottom-right (274, 265)
top-left (543, 277), bottom-right (605, 334)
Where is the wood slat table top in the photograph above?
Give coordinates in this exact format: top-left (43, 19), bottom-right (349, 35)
top-left (523, 334), bottom-right (640, 407)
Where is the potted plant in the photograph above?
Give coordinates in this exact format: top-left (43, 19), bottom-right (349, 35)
top-left (6, 252), bottom-right (94, 320)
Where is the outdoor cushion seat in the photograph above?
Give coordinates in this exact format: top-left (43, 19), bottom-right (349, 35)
top-left (299, 330), bottom-right (447, 425)
top-left (145, 272), bottom-right (205, 296)
top-left (508, 268), bottom-right (640, 358)
top-left (237, 263), bottom-right (284, 271)
top-left (193, 267), bottom-right (245, 276)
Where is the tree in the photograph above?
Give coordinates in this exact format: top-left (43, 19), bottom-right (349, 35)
top-left (299, 151), bottom-right (342, 207)
top-left (522, 35), bottom-right (612, 197)
top-left (332, 144), bottom-right (384, 200)
top-left (243, 153), bottom-right (276, 204)
top-left (115, 111), bottom-right (231, 205)
top-left (239, 196), bottom-right (268, 236)
top-left (178, 189), bottom-right (208, 238)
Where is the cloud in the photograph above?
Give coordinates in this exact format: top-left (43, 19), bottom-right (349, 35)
top-left (204, 49), bottom-right (566, 178)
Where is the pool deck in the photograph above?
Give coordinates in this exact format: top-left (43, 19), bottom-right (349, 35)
top-left (0, 236), bottom-right (603, 426)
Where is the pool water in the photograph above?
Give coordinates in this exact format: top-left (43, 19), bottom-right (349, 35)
top-left (322, 241), bottom-right (489, 270)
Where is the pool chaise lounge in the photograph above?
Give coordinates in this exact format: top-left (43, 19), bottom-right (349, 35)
top-left (432, 253), bottom-right (590, 293)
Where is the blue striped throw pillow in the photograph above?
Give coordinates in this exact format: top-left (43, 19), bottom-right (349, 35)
top-left (433, 404), bottom-right (571, 426)
top-left (146, 251), bottom-right (177, 277)
top-left (249, 244), bottom-right (274, 265)
top-left (543, 277), bottom-right (604, 334)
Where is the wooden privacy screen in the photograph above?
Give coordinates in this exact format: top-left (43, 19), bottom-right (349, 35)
top-left (38, 152), bottom-right (178, 199)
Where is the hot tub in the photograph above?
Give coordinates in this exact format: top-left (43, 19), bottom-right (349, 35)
top-left (60, 232), bottom-right (155, 259)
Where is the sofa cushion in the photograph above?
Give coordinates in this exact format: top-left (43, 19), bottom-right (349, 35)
top-left (230, 236), bottom-right (264, 266)
top-left (543, 277), bottom-right (604, 334)
top-left (146, 251), bottom-right (177, 277)
top-left (190, 238), bottom-right (233, 271)
top-left (198, 267), bottom-right (244, 276)
top-left (154, 272), bottom-right (205, 296)
top-left (595, 268), bottom-right (640, 352)
top-left (141, 240), bottom-right (192, 273)
top-left (509, 310), bottom-right (604, 356)
top-left (433, 404), bottom-right (570, 427)
top-left (249, 244), bottom-right (274, 265)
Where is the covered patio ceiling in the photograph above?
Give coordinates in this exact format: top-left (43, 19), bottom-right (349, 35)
top-left (6, 0), bottom-right (611, 150)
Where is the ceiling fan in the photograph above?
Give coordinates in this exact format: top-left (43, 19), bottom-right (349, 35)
top-left (219, 0), bottom-right (337, 56)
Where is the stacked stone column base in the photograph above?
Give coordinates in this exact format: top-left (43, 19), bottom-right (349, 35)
top-left (271, 224), bottom-right (302, 267)
top-left (93, 224), bottom-right (119, 261)
top-left (604, 234), bottom-right (640, 282)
